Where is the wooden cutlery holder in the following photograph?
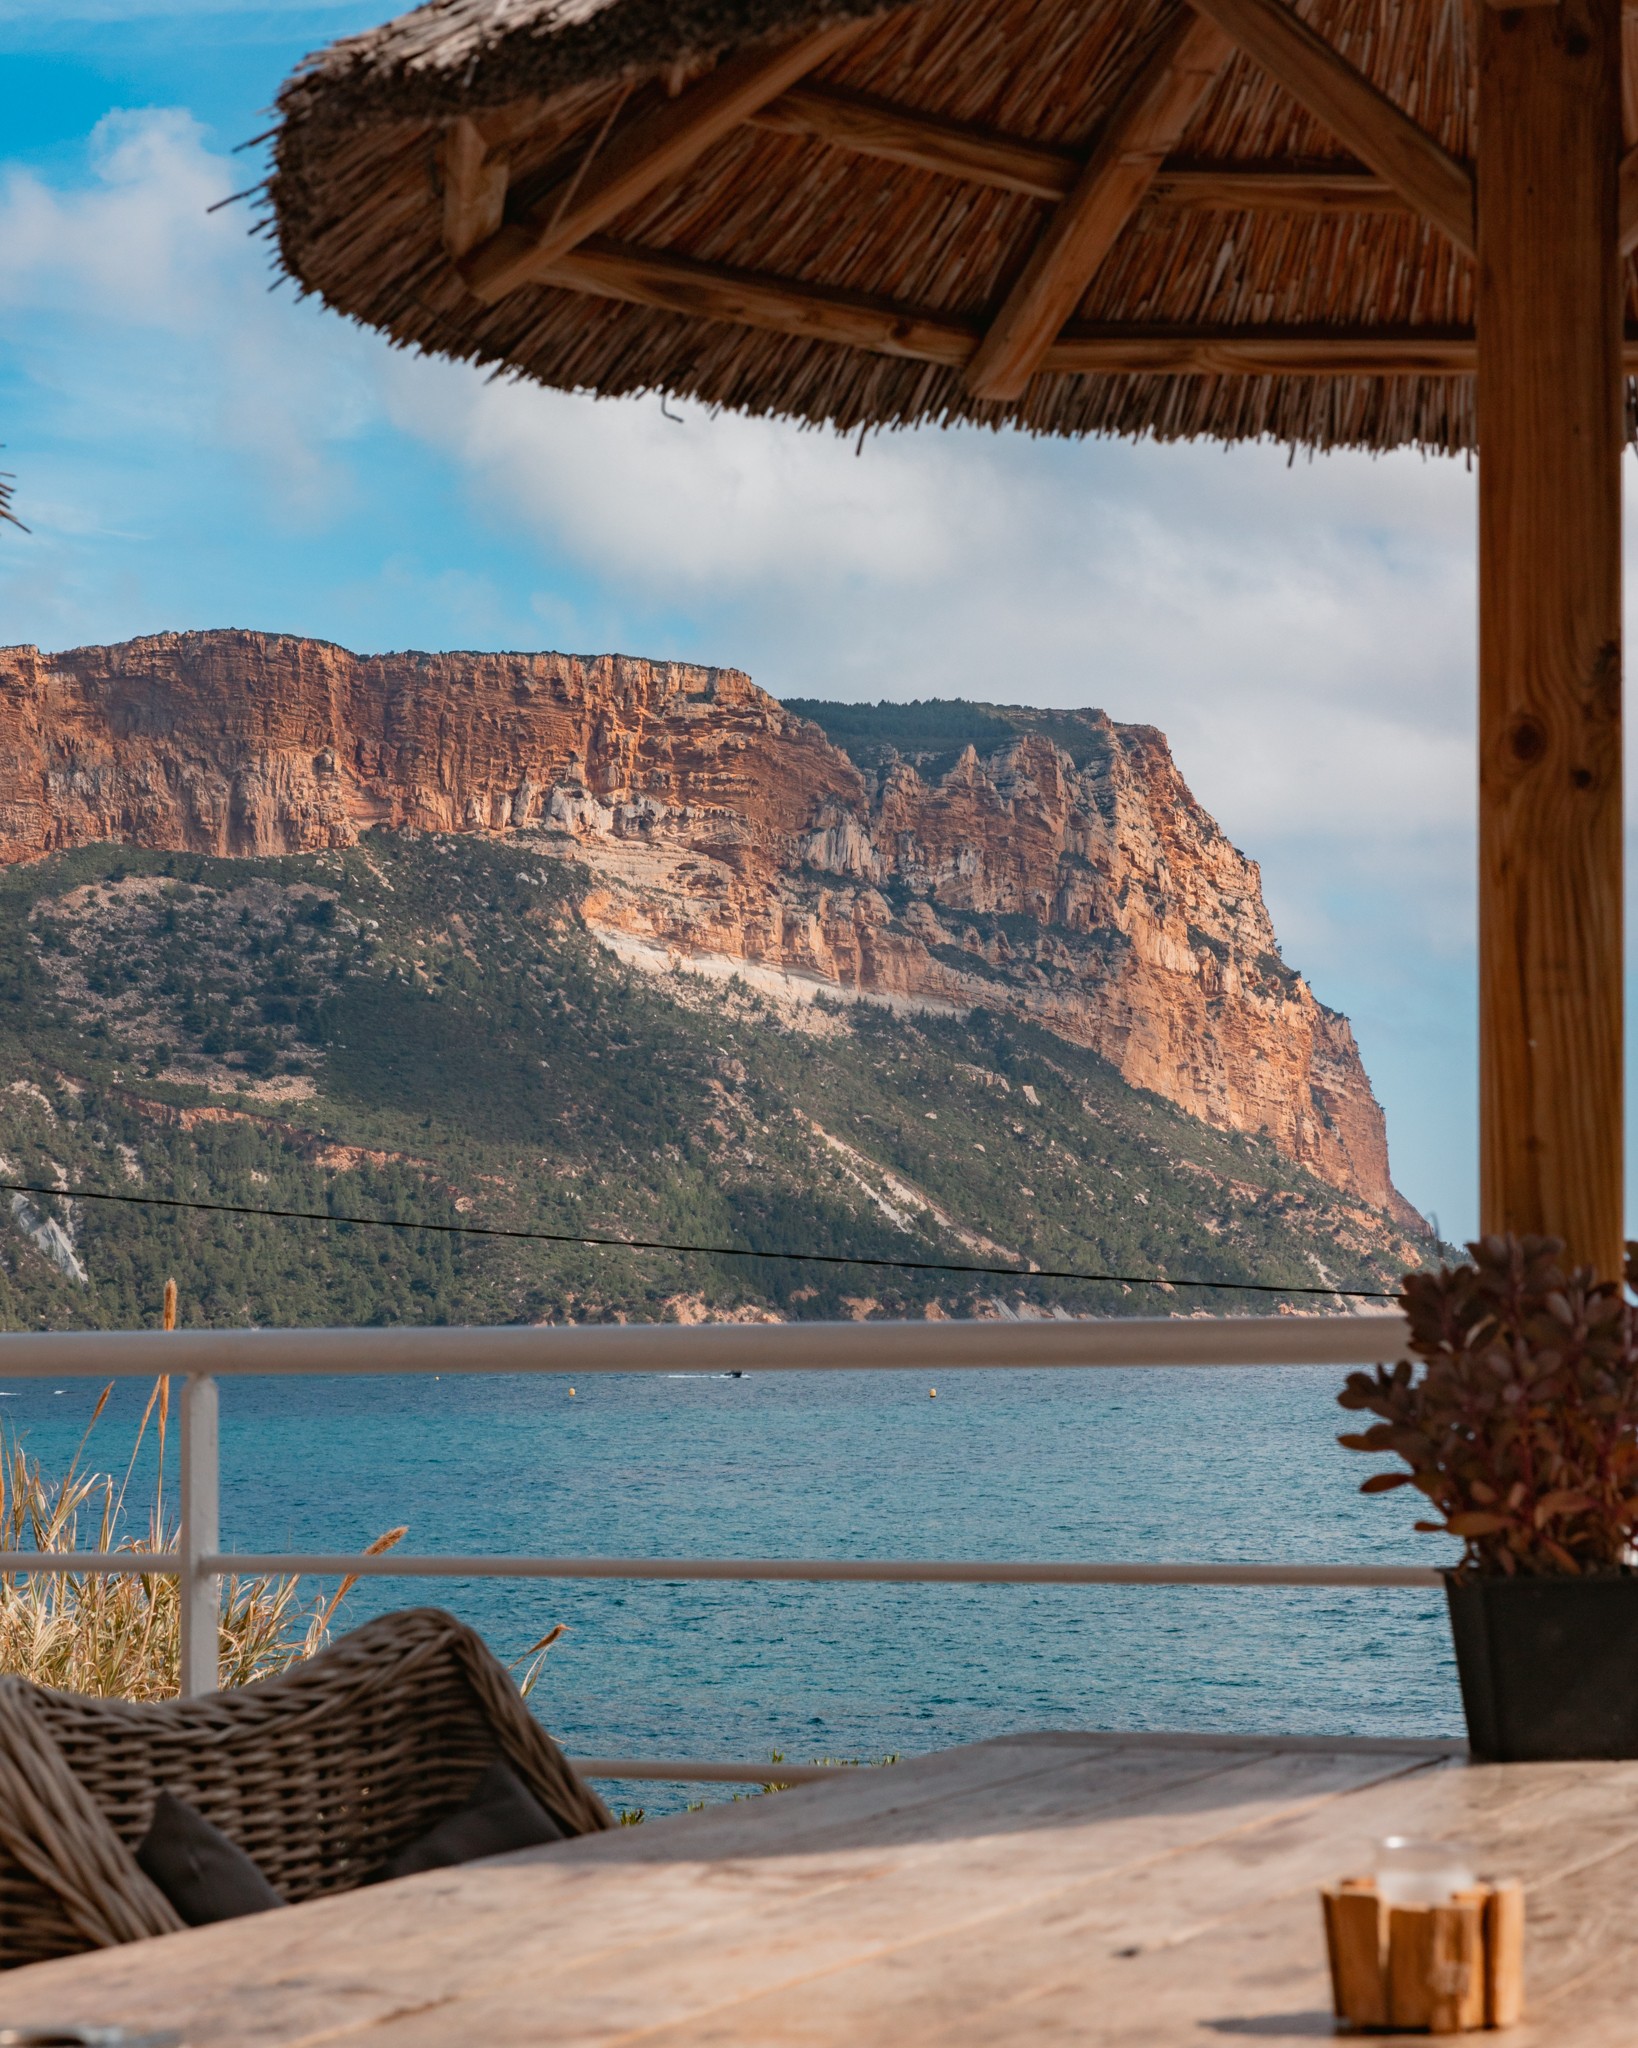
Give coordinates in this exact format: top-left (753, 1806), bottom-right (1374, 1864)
top-left (1321, 1877), bottom-right (1524, 2033)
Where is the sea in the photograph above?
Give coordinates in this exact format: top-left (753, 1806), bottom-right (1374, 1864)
top-left (0, 1362), bottom-right (1461, 1817)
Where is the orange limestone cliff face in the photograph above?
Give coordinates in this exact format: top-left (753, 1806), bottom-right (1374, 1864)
top-left (0, 630), bottom-right (1416, 1223)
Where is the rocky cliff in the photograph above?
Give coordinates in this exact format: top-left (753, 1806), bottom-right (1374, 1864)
top-left (0, 631), bottom-right (1415, 1225)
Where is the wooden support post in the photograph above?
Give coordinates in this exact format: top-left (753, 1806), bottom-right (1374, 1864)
top-left (1477, 0), bottom-right (1624, 1277)
top-left (1621, 9), bottom-right (1638, 251)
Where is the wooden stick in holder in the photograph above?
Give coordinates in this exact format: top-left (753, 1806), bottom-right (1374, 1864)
top-left (1321, 1875), bottom-right (1524, 2033)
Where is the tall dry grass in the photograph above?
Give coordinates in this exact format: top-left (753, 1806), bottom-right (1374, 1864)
top-left (0, 1372), bottom-right (406, 1700)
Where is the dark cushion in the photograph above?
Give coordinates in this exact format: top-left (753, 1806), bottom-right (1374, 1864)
top-left (383, 1757), bottom-right (566, 1879)
top-left (135, 1789), bottom-right (286, 1925)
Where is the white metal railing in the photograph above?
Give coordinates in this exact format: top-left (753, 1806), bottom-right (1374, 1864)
top-left (0, 1313), bottom-right (1423, 1736)
top-left (0, 1313), bottom-right (1407, 1377)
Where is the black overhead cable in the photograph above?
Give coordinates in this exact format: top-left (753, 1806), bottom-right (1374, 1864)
top-left (0, 1179), bottom-right (1399, 1302)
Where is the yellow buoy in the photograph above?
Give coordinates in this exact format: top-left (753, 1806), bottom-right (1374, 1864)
top-left (929, 1388), bottom-right (937, 1398)
top-left (569, 1387), bottom-right (576, 1397)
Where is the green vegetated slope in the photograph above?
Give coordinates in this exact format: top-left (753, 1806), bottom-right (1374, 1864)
top-left (0, 833), bottom-right (1421, 1330)
top-left (783, 696), bottom-right (1126, 777)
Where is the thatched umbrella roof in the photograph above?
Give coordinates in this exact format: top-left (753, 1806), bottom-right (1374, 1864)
top-left (269, 0), bottom-right (1492, 453)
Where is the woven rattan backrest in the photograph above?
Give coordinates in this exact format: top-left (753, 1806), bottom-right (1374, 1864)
top-left (0, 1606), bottom-right (610, 1969)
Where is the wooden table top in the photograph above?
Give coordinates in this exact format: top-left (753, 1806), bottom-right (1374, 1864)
top-left (3, 1729), bottom-right (1634, 2045)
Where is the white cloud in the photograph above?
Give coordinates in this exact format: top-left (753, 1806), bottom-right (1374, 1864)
top-left (385, 355), bottom-right (983, 588)
top-left (0, 111), bottom-right (220, 321)
top-left (0, 107), bottom-right (378, 550)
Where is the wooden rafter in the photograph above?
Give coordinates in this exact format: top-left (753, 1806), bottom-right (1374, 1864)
top-left (1149, 165), bottom-right (1405, 212)
top-left (1053, 324), bottom-right (1478, 373)
top-left (539, 235), bottom-right (1535, 375)
top-left (440, 97), bottom-right (576, 262)
top-left (442, 117), bottom-right (511, 260)
top-left (965, 12), bottom-right (1235, 401)
top-left (750, 83), bottom-right (1080, 199)
top-left (1187, 0), bottom-right (1475, 253)
top-left (459, 17), bottom-right (877, 303)
top-left (751, 82), bottom-right (1406, 213)
top-left (544, 237), bottom-right (976, 363)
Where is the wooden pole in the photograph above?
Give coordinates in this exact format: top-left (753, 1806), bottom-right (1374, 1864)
top-left (1477, 0), bottom-right (1625, 1277)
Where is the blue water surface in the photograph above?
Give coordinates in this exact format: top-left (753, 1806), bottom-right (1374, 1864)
top-left (0, 1364), bottom-right (1462, 1815)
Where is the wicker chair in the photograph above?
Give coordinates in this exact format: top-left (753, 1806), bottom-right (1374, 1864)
top-left (0, 1606), bottom-right (611, 1969)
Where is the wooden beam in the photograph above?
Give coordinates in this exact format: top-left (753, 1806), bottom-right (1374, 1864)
top-left (1050, 324), bottom-right (1476, 373)
top-left (539, 235), bottom-right (1638, 381)
top-left (539, 236), bottom-right (1638, 374)
top-left (441, 117), bottom-right (511, 260)
top-left (1147, 165), bottom-right (1407, 212)
top-left (1187, 0), bottom-right (1475, 253)
top-left (459, 17), bottom-right (878, 303)
top-left (542, 237), bottom-right (978, 364)
top-left (750, 84), bottom-right (1080, 199)
top-left (536, 236), bottom-right (1504, 373)
top-left (966, 12), bottom-right (1236, 401)
top-left (1477, 0), bottom-right (1624, 1276)
top-left (751, 83), bottom-right (1406, 214)
top-left (438, 95), bottom-right (610, 257)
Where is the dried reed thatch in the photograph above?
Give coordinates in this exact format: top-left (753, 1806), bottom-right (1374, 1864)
top-left (269, 0), bottom-right (1510, 453)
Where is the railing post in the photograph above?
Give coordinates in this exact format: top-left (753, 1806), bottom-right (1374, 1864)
top-left (179, 1373), bottom-right (219, 1697)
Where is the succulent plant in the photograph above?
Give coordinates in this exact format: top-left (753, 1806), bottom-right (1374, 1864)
top-left (1339, 1233), bottom-right (1638, 1576)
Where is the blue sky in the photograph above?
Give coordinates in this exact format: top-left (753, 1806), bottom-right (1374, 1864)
top-left (0, 0), bottom-right (1553, 1241)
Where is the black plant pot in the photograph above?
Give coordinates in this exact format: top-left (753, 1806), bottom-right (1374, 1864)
top-left (1444, 1569), bottom-right (1638, 1761)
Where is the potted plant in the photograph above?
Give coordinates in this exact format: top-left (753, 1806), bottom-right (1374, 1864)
top-left (1338, 1232), bottom-right (1638, 1761)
